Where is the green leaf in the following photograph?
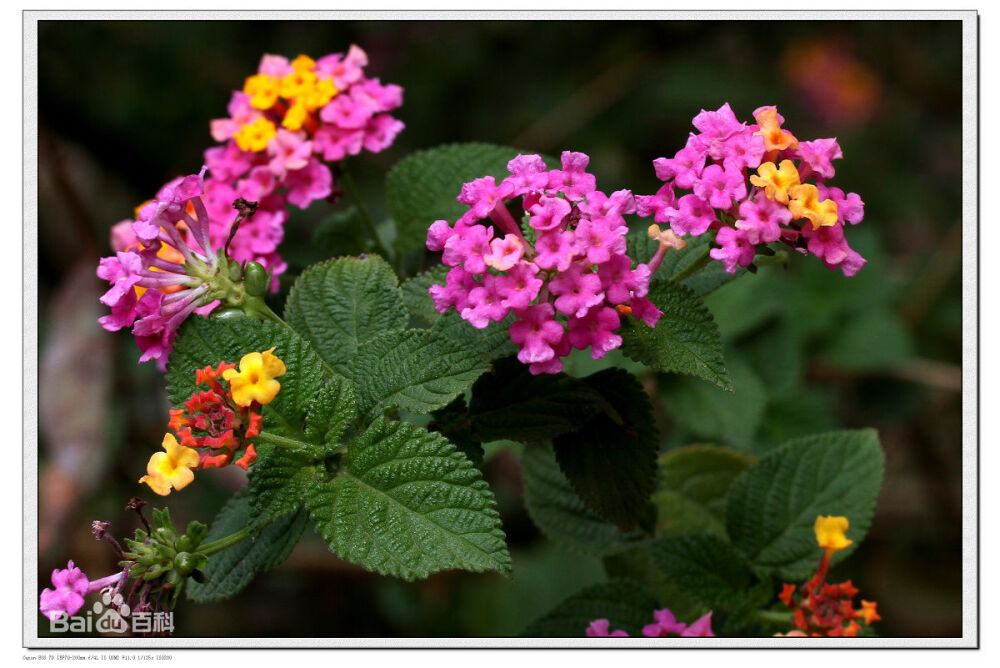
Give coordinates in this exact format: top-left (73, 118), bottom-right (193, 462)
top-left (345, 328), bottom-right (490, 418)
top-left (619, 280), bottom-right (732, 390)
top-left (725, 429), bottom-right (885, 579)
top-left (659, 353), bottom-right (767, 451)
top-left (649, 533), bottom-right (764, 610)
top-left (430, 311), bottom-right (519, 364)
top-left (467, 357), bottom-right (612, 443)
top-left (187, 487), bottom-right (308, 603)
top-left (165, 318), bottom-right (326, 439)
top-left (248, 447), bottom-right (320, 526)
top-left (522, 442), bottom-right (645, 556)
top-left (304, 375), bottom-right (358, 448)
top-left (284, 255), bottom-right (408, 374)
top-left (428, 395), bottom-right (484, 465)
top-left (400, 265), bottom-right (450, 327)
top-left (312, 205), bottom-right (370, 257)
top-left (552, 369), bottom-right (659, 530)
top-left (305, 418), bottom-right (510, 580)
top-left (819, 309), bottom-right (915, 371)
top-left (626, 230), bottom-right (744, 296)
top-left (386, 142), bottom-right (528, 254)
top-left (654, 445), bottom-right (754, 537)
top-left (520, 578), bottom-right (658, 638)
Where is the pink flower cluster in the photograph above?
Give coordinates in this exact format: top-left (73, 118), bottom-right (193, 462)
top-left (636, 103), bottom-right (866, 277)
top-left (39, 561), bottom-right (123, 621)
top-left (426, 152), bottom-right (662, 375)
top-left (204, 47), bottom-right (404, 277)
top-left (586, 609), bottom-right (715, 638)
top-left (97, 169), bottom-right (223, 367)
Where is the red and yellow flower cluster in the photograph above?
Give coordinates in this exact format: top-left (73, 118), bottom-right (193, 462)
top-left (139, 348), bottom-right (286, 496)
top-left (776, 516), bottom-right (881, 637)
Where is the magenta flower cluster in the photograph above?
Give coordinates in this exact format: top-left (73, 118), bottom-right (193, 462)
top-left (204, 46), bottom-right (404, 286)
top-left (635, 103), bottom-right (866, 277)
top-left (97, 169), bottom-right (224, 366)
top-left (39, 560), bottom-right (123, 622)
top-left (586, 609), bottom-right (715, 638)
top-left (426, 152), bottom-right (663, 375)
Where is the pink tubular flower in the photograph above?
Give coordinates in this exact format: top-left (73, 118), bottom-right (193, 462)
top-left (642, 608), bottom-right (689, 637)
top-left (425, 150), bottom-right (664, 372)
top-left (637, 103), bottom-right (866, 276)
top-left (586, 607), bottom-right (715, 639)
top-left (586, 619), bottom-right (630, 638)
top-left (39, 561), bottom-right (123, 621)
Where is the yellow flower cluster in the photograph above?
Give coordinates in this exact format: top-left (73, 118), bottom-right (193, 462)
top-left (750, 159), bottom-right (839, 229)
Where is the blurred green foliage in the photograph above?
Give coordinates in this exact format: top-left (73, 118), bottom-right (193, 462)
top-left (37, 19), bottom-right (963, 637)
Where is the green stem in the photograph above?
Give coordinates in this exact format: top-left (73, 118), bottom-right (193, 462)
top-left (670, 247), bottom-right (712, 283)
top-left (752, 609), bottom-right (794, 626)
top-left (199, 527), bottom-right (252, 556)
top-left (255, 430), bottom-right (325, 458)
top-left (340, 166), bottom-right (392, 261)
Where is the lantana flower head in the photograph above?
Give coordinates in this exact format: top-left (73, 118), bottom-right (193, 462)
top-left (39, 561), bottom-right (124, 621)
top-left (777, 515), bottom-right (879, 637)
top-left (97, 168), bottom-right (235, 366)
top-left (636, 103), bottom-right (867, 277)
top-left (427, 151), bottom-right (664, 375)
top-left (585, 607), bottom-right (715, 638)
top-left (139, 349), bottom-right (286, 496)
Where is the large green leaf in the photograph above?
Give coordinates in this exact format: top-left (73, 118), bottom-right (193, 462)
top-left (303, 375), bottom-right (358, 447)
top-left (649, 533), bottom-right (764, 611)
top-left (284, 255), bottom-right (408, 374)
top-left (430, 311), bottom-right (519, 364)
top-left (247, 447), bottom-right (321, 526)
top-left (552, 369), bottom-right (659, 530)
top-left (400, 265), bottom-right (450, 327)
top-left (165, 318), bottom-right (326, 439)
top-left (345, 328), bottom-right (490, 418)
top-left (467, 357), bottom-right (612, 443)
top-left (619, 280), bottom-right (732, 390)
top-left (725, 429), bottom-right (885, 579)
top-left (522, 442), bottom-right (645, 556)
top-left (305, 418), bottom-right (510, 580)
top-left (626, 230), bottom-right (745, 297)
top-left (520, 578), bottom-right (658, 638)
top-left (386, 142), bottom-right (528, 254)
top-left (653, 445), bottom-right (754, 537)
top-left (187, 487), bottom-right (308, 603)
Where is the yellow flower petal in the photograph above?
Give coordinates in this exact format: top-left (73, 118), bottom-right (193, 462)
top-left (814, 515), bottom-right (853, 552)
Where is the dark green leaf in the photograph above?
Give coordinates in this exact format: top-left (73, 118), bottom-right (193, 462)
top-left (725, 429), bottom-right (885, 579)
top-left (552, 369), bottom-right (659, 530)
top-left (304, 375), bottom-right (358, 448)
top-left (345, 328), bottom-right (490, 418)
top-left (522, 442), bottom-right (645, 556)
top-left (654, 445), bottom-right (754, 537)
top-left (650, 533), bottom-right (762, 610)
top-left (187, 487), bottom-right (308, 603)
top-left (284, 255), bottom-right (408, 374)
top-left (620, 280), bottom-right (732, 390)
top-left (430, 311), bottom-right (519, 364)
top-left (305, 418), bottom-right (510, 580)
top-left (400, 265), bottom-right (450, 327)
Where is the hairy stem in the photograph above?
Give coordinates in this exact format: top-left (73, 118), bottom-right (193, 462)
top-left (670, 247), bottom-right (712, 283)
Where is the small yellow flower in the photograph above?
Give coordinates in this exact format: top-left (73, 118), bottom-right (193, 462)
top-left (139, 433), bottom-right (200, 496)
top-left (222, 347), bottom-right (287, 407)
top-left (814, 515), bottom-right (853, 553)
top-left (280, 70), bottom-right (318, 100)
top-left (753, 106), bottom-right (799, 152)
top-left (233, 117), bottom-right (277, 152)
top-left (290, 54), bottom-right (316, 72)
top-left (749, 160), bottom-right (801, 205)
top-left (299, 77), bottom-right (338, 112)
top-left (788, 184), bottom-right (839, 229)
top-left (282, 102), bottom-right (309, 131)
top-left (243, 73), bottom-right (280, 110)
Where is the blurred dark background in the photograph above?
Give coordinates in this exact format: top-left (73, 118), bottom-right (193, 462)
top-left (36, 20), bottom-right (964, 638)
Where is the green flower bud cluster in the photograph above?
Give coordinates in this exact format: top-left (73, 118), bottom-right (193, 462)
top-left (121, 508), bottom-right (209, 607)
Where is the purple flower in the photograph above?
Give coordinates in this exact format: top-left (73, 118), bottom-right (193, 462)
top-left (670, 194), bottom-right (717, 237)
top-left (548, 264), bottom-right (605, 318)
top-left (567, 306), bottom-right (622, 360)
top-left (586, 619), bottom-right (630, 638)
top-left (710, 227), bottom-right (756, 274)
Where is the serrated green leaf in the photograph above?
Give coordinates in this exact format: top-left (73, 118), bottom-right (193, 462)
top-left (520, 578), bottom-right (658, 638)
top-left (626, 230), bottom-right (744, 297)
top-left (304, 375), bottom-right (357, 447)
top-left (284, 255), bottom-right (408, 374)
top-left (428, 395), bottom-right (484, 465)
top-left (386, 142), bottom-right (529, 254)
top-left (165, 318), bottom-right (326, 439)
top-left (467, 357), bottom-right (612, 443)
top-left (725, 429), bottom-right (885, 579)
top-left (312, 205), bottom-right (371, 257)
top-left (430, 311), bottom-right (519, 363)
top-left (304, 418), bottom-right (510, 580)
top-left (659, 353), bottom-right (766, 451)
top-left (649, 533), bottom-right (763, 610)
top-left (400, 265), bottom-right (450, 327)
top-left (345, 328), bottom-right (490, 418)
top-left (248, 447), bottom-right (321, 525)
top-left (620, 280), bottom-right (732, 390)
top-left (187, 487), bottom-right (308, 603)
top-left (522, 442), bottom-right (645, 556)
top-left (552, 369), bottom-right (659, 531)
top-left (654, 445), bottom-right (754, 537)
